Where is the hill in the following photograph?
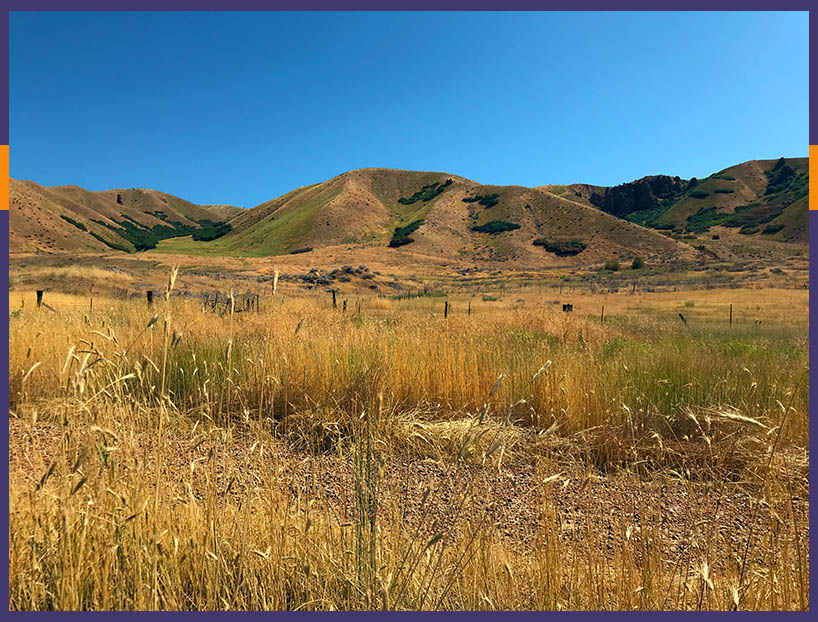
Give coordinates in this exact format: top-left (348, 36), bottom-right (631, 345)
top-left (10, 179), bottom-right (243, 253)
top-left (11, 158), bottom-right (806, 270)
top-left (542, 157), bottom-right (808, 244)
top-left (155, 168), bottom-right (695, 267)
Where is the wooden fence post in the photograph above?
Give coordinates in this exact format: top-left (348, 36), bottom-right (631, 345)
top-left (468, 301), bottom-right (471, 316)
top-left (601, 306), bottom-right (605, 322)
top-left (343, 300), bottom-right (347, 312)
top-left (332, 290), bottom-right (337, 309)
top-left (146, 290), bottom-right (154, 307)
top-left (36, 290), bottom-right (43, 309)
top-left (444, 301), bottom-right (449, 318)
top-left (729, 304), bottom-right (733, 326)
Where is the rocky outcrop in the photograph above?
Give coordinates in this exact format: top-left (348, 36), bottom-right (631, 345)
top-left (589, 175), bottom-right (686, 217)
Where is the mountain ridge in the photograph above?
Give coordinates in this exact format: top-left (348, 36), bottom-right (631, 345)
top-left (10, 157), bottom-right (807, 268)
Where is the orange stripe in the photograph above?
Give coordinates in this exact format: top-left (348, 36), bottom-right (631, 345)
top-left (0, 145), bottom-right (7, 211)
top-left (811, 145), bottom-right (817, 210)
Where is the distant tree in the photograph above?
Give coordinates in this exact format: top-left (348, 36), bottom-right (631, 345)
top-left (631, 256), bottom-right (644, 270)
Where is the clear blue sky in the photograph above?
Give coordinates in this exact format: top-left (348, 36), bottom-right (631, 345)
top-left (10, 11), bottom-right (809, 208)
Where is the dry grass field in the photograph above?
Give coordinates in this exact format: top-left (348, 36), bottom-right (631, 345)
top-left (8, 273), bottom-right (809, 610)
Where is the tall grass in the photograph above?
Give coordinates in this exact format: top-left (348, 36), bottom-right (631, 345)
top-left (8, 286), bottom-right (809, 610)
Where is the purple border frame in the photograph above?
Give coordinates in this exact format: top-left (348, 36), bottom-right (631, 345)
top-left (1, 6), bottom-right (814, 616)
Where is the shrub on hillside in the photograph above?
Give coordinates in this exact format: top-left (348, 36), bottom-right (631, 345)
top-left (532, 238), bottom-right (587, 256)
top-left (631, 256), bottom-right (645, 270)
top-left (604, 258), bottom-right (620, 271)
top-left (60, 215), bottom-right (87, 231)
top-left (389, 219), bottom-right (424, 247)
top-left (686, 207), bottom-right (728, 233)
top-left (470, 220), bottom-right (520, 234)
top-left (462, 193), bottom-right (500, 208)
top-left (762, 223), bottom-right (785, 235)
top-left (398, 181), bottom-right (450, 205)
top-left (764, 158), bottom-right (797, 195)
top-left (714, 188), bottom-right (734, 194)
top-left (690, 190), bottom-right (709, 199)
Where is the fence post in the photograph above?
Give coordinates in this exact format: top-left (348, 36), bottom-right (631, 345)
top-left (36, 290), bottom-right (43, 308)
top-left (601, 306), bottom-right (604, 322)
top-left (444, 301), bottom-right (448, 318)
top-left (343, 299), bottom-right (347, 312)
top-left (729, 304), bottom-right (733, 326)
top-left (146, 290), bottom-right (153, 307)
top-left (332, 290), bottom-right (337, 309)
top-left (468, 301), bottom-right (471, 316)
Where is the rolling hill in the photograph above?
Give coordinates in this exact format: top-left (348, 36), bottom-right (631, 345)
top-left (153, 168), bottom-right (696, 267)
top-left (541, 157), bottom-right (808, 243)
top-left (10, 179), bottom-right (243, 253)
top-left (10, 157), bottom-right (807, 269)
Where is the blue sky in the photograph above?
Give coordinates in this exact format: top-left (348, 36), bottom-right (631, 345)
top-left (10, 11), bottom-right (809, 208)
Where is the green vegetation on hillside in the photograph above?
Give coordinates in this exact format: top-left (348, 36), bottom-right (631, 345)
top-left (88, 231), bottom-right (131, 252)
top-left (192, 220), bottom-right (232, 241)
top-left (59, 215), bottom-right (87, 231)
top-left (462, 193), bottom-right (500, 208)
top-left (91, 216), bottom-right (232, 251)
top-left (398, 180), bottom-right (452, 205)
top-left (686, 207), bottom-right (728, 233)
top-left (389, 219), bottom-right (424, 247)
top-left (532, 238), bottom-right (587, 256)
top-left (470, 220), bottom-right (520, 234)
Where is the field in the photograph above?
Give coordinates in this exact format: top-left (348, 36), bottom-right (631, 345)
top-left (8, 267), bottom-right (809, 611)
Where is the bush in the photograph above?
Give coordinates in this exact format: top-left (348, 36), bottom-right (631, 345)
top-left (764, 159), bottom-right (796, 195)
top-left (462, 193), bottom-right (500, 208)
top-left (398, 181), bottom-right (449, 205)
top-left (89, 231), bottom-right (131, 252)
top-left (714, 188), bottom-right (734, 194)
top-left (604, 259), bottom-right (620, 271)
top-left (762, 223), bottom-right (785, 235)
top-left (389, 219), bottom-right (424, 247)
top-left (59, 215), bottom-right (87, 231)
top-left (690, 190), bottom-right (709, 199)
top-left (289, 247), bottom-right (313, 254)
top-left (192, 220), bottom-right (232, 241)
top-left (631, 256), bottom-right (645, 270)
top-left (470, 220), bottom-right (520, 234)
top-left (686, 207), bottom-right (728, 233)
top-left (532, 238), bottom-right (587, 256)
top-left (388, 236), bottom-right (413, 248)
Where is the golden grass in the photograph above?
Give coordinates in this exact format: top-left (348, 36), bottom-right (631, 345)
top-left (8, 284), bottom-right (809, 610)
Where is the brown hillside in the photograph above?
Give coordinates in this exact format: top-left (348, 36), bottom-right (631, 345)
top-left (10, 179), bottom-right (242, 254)
top-left (158, 168), bottom-right (697, 267)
